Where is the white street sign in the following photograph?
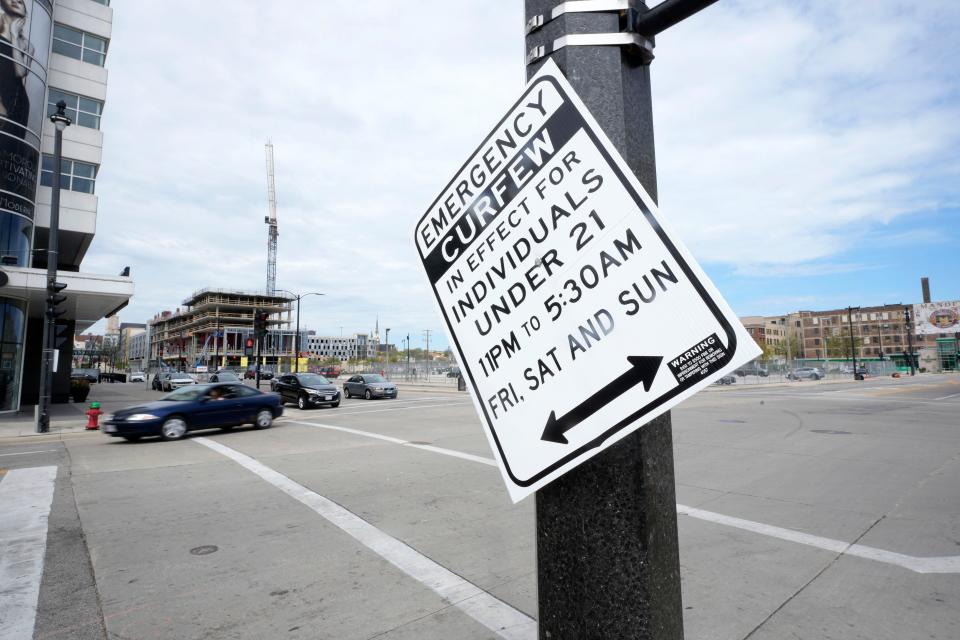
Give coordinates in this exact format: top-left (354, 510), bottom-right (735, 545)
top-left (415, 61), bottom-right (761, 502)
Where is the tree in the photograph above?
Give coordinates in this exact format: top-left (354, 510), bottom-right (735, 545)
top-left (825, 331), bottom-right (863, 359)
top-left (759, 341), bottom-right (777, 362)
top-left (773, 334), bottom-right (802, 360)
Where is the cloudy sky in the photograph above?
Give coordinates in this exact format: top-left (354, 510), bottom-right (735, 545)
top-left (82, 1), bottom-right (960, 348)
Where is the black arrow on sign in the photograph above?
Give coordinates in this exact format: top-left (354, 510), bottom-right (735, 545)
top-left (541, 355), bottom-right (663, 445)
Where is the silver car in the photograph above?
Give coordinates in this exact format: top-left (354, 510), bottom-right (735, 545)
top-left (787, 367), bottom-right (824, 381)
top-left (343, 373), bottom-right (398, 400)
top-left (162, 372), bottom-right (197, 391)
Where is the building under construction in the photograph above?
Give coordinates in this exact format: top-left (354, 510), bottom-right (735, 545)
top-left (147, 288), bottom-right (301, 370)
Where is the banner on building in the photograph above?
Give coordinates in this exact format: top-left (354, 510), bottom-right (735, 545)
top-left (0, 0), bottom-right (52, 227)
top-left (913, 301), bottom-right (960, 335)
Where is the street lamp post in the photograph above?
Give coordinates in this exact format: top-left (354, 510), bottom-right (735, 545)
top-left (904, 307), bottom-right (916, 376)
top-left (37, 101), bottom-right (72, 433)
top-left (277, 290), bottom-right (324, 373)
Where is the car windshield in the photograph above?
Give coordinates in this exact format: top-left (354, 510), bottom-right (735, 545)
top-left (216, 372), bottom-right (239, 381)
top-left (161, 385), bottom-right (209, 401)
top-left (364, 374), bottom-right (386, 382)
top-left (297, 374), bottom-right (329, 386)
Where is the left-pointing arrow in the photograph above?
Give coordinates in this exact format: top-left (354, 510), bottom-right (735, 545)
top-left (541, 355), bottom-right (663, 445)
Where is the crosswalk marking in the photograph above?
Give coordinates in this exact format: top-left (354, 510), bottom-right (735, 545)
top-left (0, 466), bottom-right (58, 640)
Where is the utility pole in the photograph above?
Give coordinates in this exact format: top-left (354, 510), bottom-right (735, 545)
top-left (904, 307), bottom-right (916, 376)
top-left (877, 323), bottom-right (886, 360)
top-left (847, 306), bottom-right (860, 379)
top-left (384, 328), bottom-right (390, 374)
top-left (525, 1), bottom-right (720, 637)
top-left (406, 333), bottom-right (410, 379)
top-left (422, 329), bottom-right (432, 373)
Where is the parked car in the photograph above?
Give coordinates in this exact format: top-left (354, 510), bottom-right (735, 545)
top-left (102, 383), bottom-right (283, 441)
top-left (162, 371), bottom-right (197, 392)
top-left (714, 374), bottom-right (736, 385)
top-left (343, 373), bottom-right (398, 400)
top-left (318, 365), bottom-right (341, 379)
top-left (128, 371), bottom-right (145, 383)
top-left (839, 365), bottom-right (868, 376)
top-left (243, 368), bottom-right (274, 380)
top-left (787, 367), bottom-right (824, 381)
top-left (208, 370), bottom-right (241, 383)
top-left (446, 367), bottom-right (461, 378)
top-left (734, 363), bottom-right (768, 377)
top-left (274, 373), bottom-right (341, 409)
top-left (151, 372), bottom-right (165, 391)
top-left (72, 368), bottom-right (99, 383)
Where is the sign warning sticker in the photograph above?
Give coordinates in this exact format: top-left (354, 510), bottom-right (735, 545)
top-left (414, 60), bottom-right (761, 502)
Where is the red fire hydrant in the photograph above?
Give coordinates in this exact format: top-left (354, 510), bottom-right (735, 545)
top-left (85, 402), bottom-right (104, 430)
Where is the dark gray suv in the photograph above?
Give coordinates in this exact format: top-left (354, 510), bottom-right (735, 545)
top-left (274, 373), bottom-right (340, 409)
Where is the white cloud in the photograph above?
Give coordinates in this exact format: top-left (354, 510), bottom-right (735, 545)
top-left (83, 1), bottom-right (959, 338)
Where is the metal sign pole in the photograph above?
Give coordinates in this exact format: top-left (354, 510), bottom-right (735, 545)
top-left (524, 1), bottom-right (716, 637)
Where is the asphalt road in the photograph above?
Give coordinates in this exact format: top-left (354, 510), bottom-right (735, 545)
top-left (1, 374), bottom-right (958, 639)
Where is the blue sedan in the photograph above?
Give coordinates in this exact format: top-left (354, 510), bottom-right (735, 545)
top-left (102, 383), bottom-right (283, 441)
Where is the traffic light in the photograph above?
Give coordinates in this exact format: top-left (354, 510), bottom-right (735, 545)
top-left (46, 280), bottom-right (67, 319)
top-left (244, 337), bottom-right (254, 356)
top-left (254, 311), bottom-right (268, 339)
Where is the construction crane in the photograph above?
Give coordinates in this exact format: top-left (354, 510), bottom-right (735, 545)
top-left (264, 141), bottom-right (279, 294)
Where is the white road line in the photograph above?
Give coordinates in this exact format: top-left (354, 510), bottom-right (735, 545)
top-left (304, 401), bottom-right (472, 417)
top-left (286, 420), bottom-right (498, 467)
top-left (934, 392), bottom-right (960, 401)
top-left (343, 396), bottom-right (447, 406)
top-left (0, 449), bottom-right (59, 457)
top-left (677, 505), bottom-right (960, 574)
top-left (0, 466), bottom-right (58, 639)
top-left (194, 438), bottom-right (534, 639)
top-left (291, 421), bottom-right (960, 574)
top-left (729, 392), bottom-right (949, 406)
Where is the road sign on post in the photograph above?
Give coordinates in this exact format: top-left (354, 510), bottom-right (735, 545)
top-left (415, 60), bottom-right (759, 502)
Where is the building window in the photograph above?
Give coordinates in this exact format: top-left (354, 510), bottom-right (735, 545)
top-left (47, 89), bottom-right (103, 129)
top-left (52, 24), bottom-right (108, 66)
top-left (40, 155), bottom-right (98, 194)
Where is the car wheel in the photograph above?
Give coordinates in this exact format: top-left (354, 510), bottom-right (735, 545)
top-left (330, 399), bottom-right (340, 408)
top-left (122, 435), bottom-right (141, 442)
top-left (160, 417), bottom-right (188, 440)
top-left (343, 387), bottom-right (350, 399)
top-left (254, 409), bottom-right (273, 429)
top-left (297, 395), bottom-right (308, 410)
top-left (364, 389), bottom-right (372, 400)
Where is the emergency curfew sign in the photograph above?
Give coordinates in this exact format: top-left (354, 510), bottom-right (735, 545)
top-left (415, 60), bottom-right (761, 502)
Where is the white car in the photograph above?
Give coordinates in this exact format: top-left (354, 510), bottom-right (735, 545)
top-left (129, 371), bottom-right (145, 382)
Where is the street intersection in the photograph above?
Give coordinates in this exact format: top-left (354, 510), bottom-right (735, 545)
top-left (2, 375), bottom-right (958, 639)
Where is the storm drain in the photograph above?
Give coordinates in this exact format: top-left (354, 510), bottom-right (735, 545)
top-left (189, 545), bottom-right (219, 556)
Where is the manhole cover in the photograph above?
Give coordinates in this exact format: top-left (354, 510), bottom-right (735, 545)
top-left (408, 441), bottom-right (432, 445)
top-left (190, 545), bottom-right (219, 556)
top-left (810, 429), bottom-right (851, 435)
